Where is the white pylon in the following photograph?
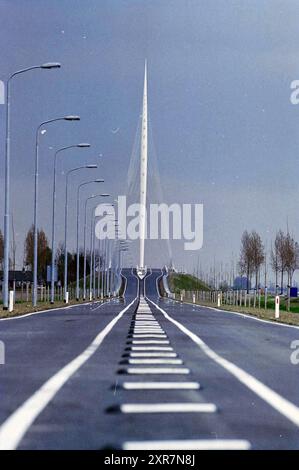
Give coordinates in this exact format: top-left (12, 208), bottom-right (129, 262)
top-left (138, 61), bottom-right (148, 279)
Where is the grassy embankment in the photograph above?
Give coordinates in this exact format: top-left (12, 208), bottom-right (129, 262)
top-left (167, 273), bottom-right (299, 326)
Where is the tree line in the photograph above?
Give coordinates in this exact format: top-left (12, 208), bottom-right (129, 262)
top-left (0, 225), bottom-right (91, 285)
top-left (239, 229), bottom-right (299, 293)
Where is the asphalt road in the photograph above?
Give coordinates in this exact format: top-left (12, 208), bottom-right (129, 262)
top-left (0, 268), bottom-right (299, 449)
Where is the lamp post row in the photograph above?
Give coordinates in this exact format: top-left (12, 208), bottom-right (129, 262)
top-left (2, 61), bottom-right (122, 309)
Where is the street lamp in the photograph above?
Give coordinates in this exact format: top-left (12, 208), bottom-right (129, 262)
top-left (82, 194), bottom-right (110, 300)
top-left (105, 217), bottom-right (118, 298)
top-left (50, 142), bottom-right (91, 304)
top-left (63, 164), bottom-right (97, 303)
top-left (89, 204), bottom-right (113, 300)
top-left (3, 62), bottom-right (61, 310)
top-left (32, 115), bottom-right (81, 307)
top-left (75, 179), bottom-right (104, 301)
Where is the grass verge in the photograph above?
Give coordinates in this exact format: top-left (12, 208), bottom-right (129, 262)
top-left (187, 299), bottom-right (299, 327)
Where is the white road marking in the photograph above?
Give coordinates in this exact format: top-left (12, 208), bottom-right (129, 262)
top-left (132, 340), bottom-right (170, 344)
top-left (123, 439), bottom-right (251, 450)
top-left (122, 381), bottom-right (200, 390)
top-left (128, 359), bottom-right (183, 365)
top-left (135, 312), bottom-right (155, 318)
top-left (133, 330), bottom-right (165, 333)
top-left (0, 297), bottom-right (137, 450)
top-left (0, 301), bottom-right (97, 322)
top-left (133, 334), bottom-right (167, 338)
top-left (131, 346), bottom-right (173, 351)
top-left (133, 321), bottom-right (160, 325)
top-left (120, 403), bottom-right (216, 413)
top-left (148, 298), bottom-right (299, 428)
top-left (181, 300), bottom-right (299, 330)
top-left (133, 326), bottom-right (163, 330)
top-left (133, 326), bottom-right (165, 334)
top-left (129, 352), bottom-right (177, 357)
top-left (134, 319), bottom-right (158, 322)
top-left (127, 367), bottom-right (190, 374)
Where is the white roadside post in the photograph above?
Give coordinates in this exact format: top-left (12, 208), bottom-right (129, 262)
top-left (275, 295), bottom-right (280, 319)
top-left (9, 290), bottom-right (14, 312)
top-left (217, 292), bottom-right (221, 307)
top-left (192, 293), bottom-right (196, 304)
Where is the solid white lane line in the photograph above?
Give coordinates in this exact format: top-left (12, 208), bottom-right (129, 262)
top-left (120, 403), bottom-right (216, 413)
top-left (122, 382), bottom-right (200, 390)
top-left (182, 300), bottom-right (299, 330)
top-left (128, 359), bottom-right (183, 365)
top-left (127, 367), bottom-right (190, 374)
top-left (0, 300), bottom-right (97, 322)
top-left (0, 297), bottom-right (137, 450)
top-left (131, 346), bottom-right (173, 351)
top-left (123, 439), bottom-right (251, 450)
top-left (148, 298), bottom-right (299, 428)
top-left (132, 340), bottom-right (170, 344)
top-left (129, 352), bottom-right (177, 357)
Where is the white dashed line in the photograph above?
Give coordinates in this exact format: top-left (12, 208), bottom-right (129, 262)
top-left (129, 352), bottom-right (177, 357)
top-left (148, 297), bottom-right (299, 428)
top-left (132, 334), bottom-right (167, 338)
top-left (123, 439), bottom-right (251, 450)
top-left (131, 346), bottom-right (173, 351)
top-left (128, 359), bottom-right (183, 365)
top-left (0, 297), bottom-right (137, 450)
top-left (122, 382), bottom-right (200, 390)
top-left (120, 403), bottom-right (217, 413)
top-left (132, 340), bottom-right (170, 344)
top-left (126, 367), bottom-right (190, 374)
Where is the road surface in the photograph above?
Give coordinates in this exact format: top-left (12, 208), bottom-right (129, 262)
top-left (0, 268), bottom-right (299, 449)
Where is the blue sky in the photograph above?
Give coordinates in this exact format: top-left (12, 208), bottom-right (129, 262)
top-left (1, 0), bottom-right (299, 277)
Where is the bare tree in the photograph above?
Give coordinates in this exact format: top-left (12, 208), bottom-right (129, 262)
top-left (24, 225), bottom-right (51, 281)
top-left (284, 233), bottom-right (299, 287)
top-left (271, 230), bottom-right (291, 294)
top-left (270, 238), bottom-right (280, 294)
top-left (238, 230), bottom-right (264, 293)
top-left (250, 231), bottom-right (265, 290)
top-left (238, 231), bottom-right (253, 293)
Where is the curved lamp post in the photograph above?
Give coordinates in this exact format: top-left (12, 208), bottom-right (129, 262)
top-left (63, 164), bottom-right (97, 303)
top-left (32, 115), bottom-right (81, 307)
top-left (50, 143), bottom-right (91, 304)
top-left (82, 193), bottom-right (110, 300)
top-left (75, 179), bottom-right (104, 300)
